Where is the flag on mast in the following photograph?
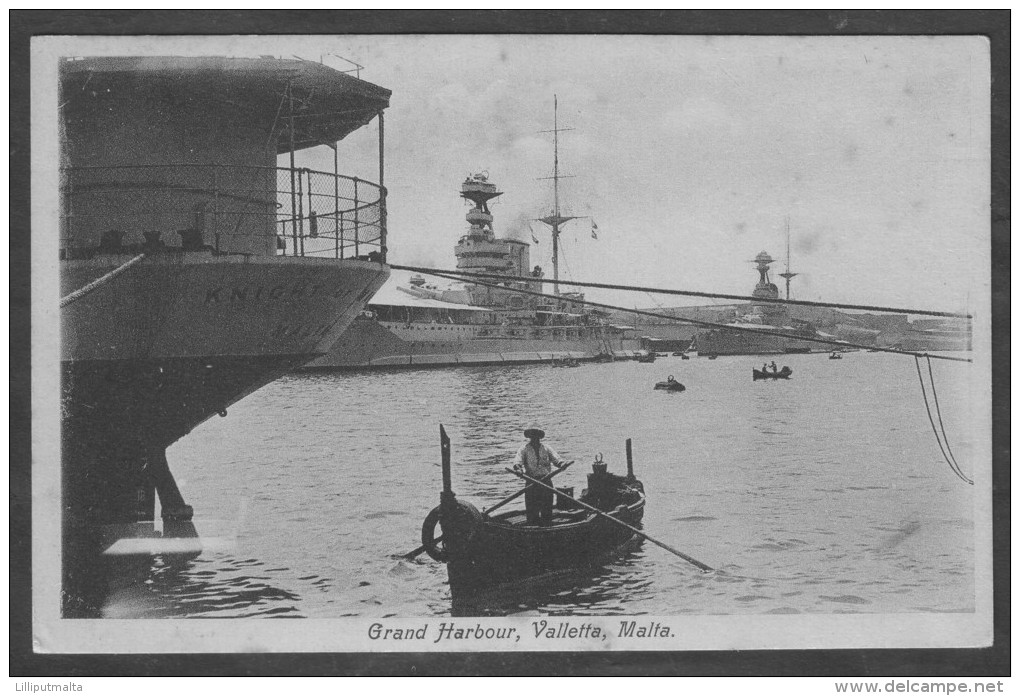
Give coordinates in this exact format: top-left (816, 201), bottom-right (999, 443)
top-left (530, 223), bottom-right (539, 244)
top-left (591, 221), bottom-right (599, 239)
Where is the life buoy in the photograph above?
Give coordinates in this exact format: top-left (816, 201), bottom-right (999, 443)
top-left (420, 500), bottom-right (483, 562)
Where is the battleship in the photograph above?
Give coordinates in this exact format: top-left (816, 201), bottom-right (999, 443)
top-left (59, 56), bottom-right (391, 616)
top-left (307, 101), bottom-right (640, 370)
top-left (693, 249), bottom-right (820, 356)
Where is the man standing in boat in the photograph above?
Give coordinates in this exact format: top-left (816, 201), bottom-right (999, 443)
top-left (513, 424), bottom-right (565, 526)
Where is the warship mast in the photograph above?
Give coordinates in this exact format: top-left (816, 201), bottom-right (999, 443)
top-left (537, 95), bottom-right (578, 298)
top-left (778, 217), bottom-right (798, 300)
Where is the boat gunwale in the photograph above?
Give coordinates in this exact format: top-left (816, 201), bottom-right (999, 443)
top-left (478, 491), bottom-right (646, 535)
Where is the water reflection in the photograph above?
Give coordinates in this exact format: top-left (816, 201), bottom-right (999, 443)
top-left (103, 555), bottom-right (304, 619)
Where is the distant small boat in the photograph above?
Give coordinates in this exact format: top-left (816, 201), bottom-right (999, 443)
top-left (829, 352), bottom-right (843, 360)
top-left (680, 353), bottom-right (690, 360)
top-left (707, 355), bottom-right (718, 360)
top-left (753, 366), bottom-right (792, 380)
top-left (636, 353), bottom-right (656, 363)
top-left (653, 377), bottom-right (686, 392)
top-left (552, 357), bottom-right (580, 368)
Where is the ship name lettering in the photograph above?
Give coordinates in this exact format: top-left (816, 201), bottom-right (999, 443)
top-left (204, 287), bottom-right (225, 304)
top-left (293, 283), bottom-right (324, 299)
top-left (532, 620), bottom-right (602, 640)
top-left (205, 285), bottom-right (310, 303)
top-left (617, 620), bottom-right (673, 639)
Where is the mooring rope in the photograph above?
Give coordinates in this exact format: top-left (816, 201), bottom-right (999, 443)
top-left (925, 355), bottom-right (967, 481)
top-left (914, 355), bottom-right (973, 485)
top-left (60, 253), bottom-right (146, 308)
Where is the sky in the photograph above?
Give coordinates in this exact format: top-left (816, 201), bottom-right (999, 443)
top-left (54, 35), bottom-right (991, 314)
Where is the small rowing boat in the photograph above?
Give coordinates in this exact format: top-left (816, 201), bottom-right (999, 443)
top-left (419, 428), bottom-right (646, 595)
top-left (654, 376), bottom-right (686, 392)
top-left (753, 366), bottom-right (793, 380)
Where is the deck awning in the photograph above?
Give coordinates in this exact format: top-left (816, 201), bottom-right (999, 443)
top-left (61, 56), bottom-right (391, 153)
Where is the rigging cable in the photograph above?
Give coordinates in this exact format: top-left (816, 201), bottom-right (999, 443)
top-left (914, 355), bottom-right (973, 485)
top-left (413, 267), bottom-right (972, 364)
top-left (390, 264), bottom-right (971, 320)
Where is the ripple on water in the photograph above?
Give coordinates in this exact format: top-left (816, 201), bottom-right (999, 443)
top-left (819, 595), bottom-right (871, 605)
top-left (154, 358), bottom-right (977, 618)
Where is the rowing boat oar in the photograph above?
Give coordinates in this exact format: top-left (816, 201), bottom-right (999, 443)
top-left (505, 467), bottom-right (713, 572)
top-left (483, 460), bottom-right (574, 516)
top-left (401, 460), bottom-right (575, 560)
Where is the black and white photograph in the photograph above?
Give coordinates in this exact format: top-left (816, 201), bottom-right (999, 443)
top-left (23, 21), bottom-right (1001, 667)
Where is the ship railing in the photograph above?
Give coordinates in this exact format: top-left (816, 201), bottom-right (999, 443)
top-left (60, 164), bottom-right (386, 261)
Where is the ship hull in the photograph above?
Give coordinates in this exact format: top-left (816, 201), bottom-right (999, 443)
top-left (304, 318), bottom-right (639, 369)
top-left (60, 253), bottom-right (387, 615)
top-left (695, 326), bottom-right (817, 356)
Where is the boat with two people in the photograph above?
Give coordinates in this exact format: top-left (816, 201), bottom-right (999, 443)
top-left (654, 375), bottom-right (686, 392)
top-left (753, 361), bottom-right (793, 380)
top-left (829, 351), bottom-right (843, 360)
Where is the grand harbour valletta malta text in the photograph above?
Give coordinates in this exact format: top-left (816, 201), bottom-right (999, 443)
top-left (368, 620), bottom-right (675, 644)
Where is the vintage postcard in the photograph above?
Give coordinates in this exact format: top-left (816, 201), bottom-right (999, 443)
top-left (32, 32), bottom-right (992, 655)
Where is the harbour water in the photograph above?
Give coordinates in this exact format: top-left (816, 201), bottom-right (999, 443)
top-left (102, 352), bottom-right (978, 619)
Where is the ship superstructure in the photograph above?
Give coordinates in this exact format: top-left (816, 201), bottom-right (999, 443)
top-left (455, 173), bottom-right (540, 311)
top-left (307, 170), bottom-right (636, 369)
top-left (694, 248), bottom-right (818, 356)
top-left (59, 56), bottom-right (391, 615)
